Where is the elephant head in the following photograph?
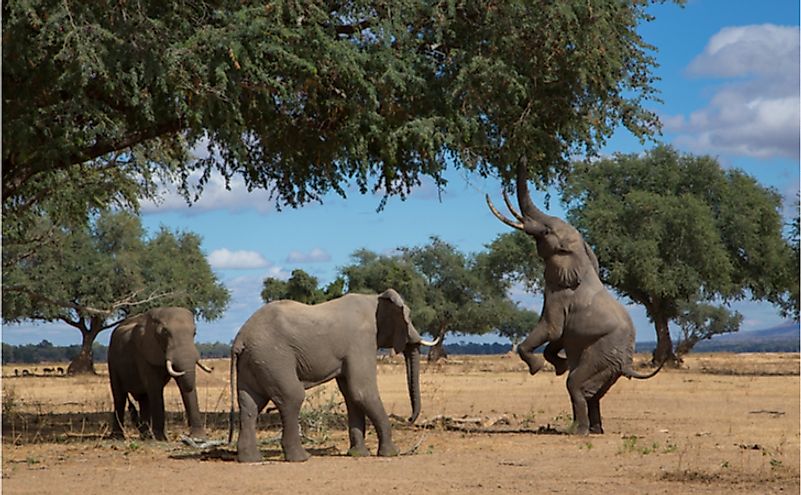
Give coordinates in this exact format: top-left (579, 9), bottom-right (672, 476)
top-left (133, 307), bottom-right (211, 377)
top-left (375, 289), bottom-right (438, 423)
top-left (486, 161), bottom-right (599, 290)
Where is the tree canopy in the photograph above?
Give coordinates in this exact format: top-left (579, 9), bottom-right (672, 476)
top-left (261, 269), bottom-right (343, 305)
top-left (3, 210), bottom-right (230, 373)
top-left (4, 0), bottom-right (669, 214)
top-left (562, 145), bottom-right (797, 363)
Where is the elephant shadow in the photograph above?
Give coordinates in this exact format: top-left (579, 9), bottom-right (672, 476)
top-left (170, 445), bottom-right (341, 462)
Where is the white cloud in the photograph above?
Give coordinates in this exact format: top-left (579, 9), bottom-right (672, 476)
top-left (665, 24), bottom-right (800, 159)
top-left (141, 171), bottom-right (277, 215)
top-left (208, 249), bottom-right (269, 269)
top-left (286, 248), bottom-right (332, 263)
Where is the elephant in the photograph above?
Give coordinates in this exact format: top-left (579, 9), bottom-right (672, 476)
top-left (108, 307), bottom-right (213, 441)
top-left (228, 289), bottom-right (438, 463)
top-left (486, 162), bottom-right (661, 435)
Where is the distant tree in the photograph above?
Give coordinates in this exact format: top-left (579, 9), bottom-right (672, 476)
top-left (260, 269), bottom-right (344, 305)
top-left (474, 231), bottom-right (544, 294)
top-left (673, 301), bottom-right (743, 358)
top-left (494, 303), bottom-right (541, 352)
top-left (563, 146), bottom-right (796, 364)
top-left (260, 278), bottom-right (289, 304)
top-left (339, 249), bottom-right (431, 324)
top-left (778, 197), bottom-right (800, 320)
top-left (2, 210), bottom-right (229, 374)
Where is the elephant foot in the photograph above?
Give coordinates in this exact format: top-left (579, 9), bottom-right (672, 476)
top-left (188, 427), bottom-right (207, 440)
top-left (377, 443), bottom-right (400, 457)
top-left (566, 422), bottom-right (590, 436)
top-left (347, 445), bottom-right (371, 457)
top-left (589, 424), bottom-right (604, 434)
top-left (553, 358), bottom-right (568, 376)
top-left (518, 350), bottom-right (544, 375)
top-left (284, 446), bottom-right (311, 462)
top-left (237, 449), bottom-right (263, 463)
top-left (109, 430), bottom-right (126, 440)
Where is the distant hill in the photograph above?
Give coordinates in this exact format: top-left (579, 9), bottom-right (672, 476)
top-left (635, 321), bottom-right (800, 354)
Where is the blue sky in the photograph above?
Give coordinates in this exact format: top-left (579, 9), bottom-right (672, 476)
top-left (4, 0), bottom-right (799, 346)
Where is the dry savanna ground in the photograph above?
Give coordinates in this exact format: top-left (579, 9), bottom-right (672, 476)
top-left (2, 353), bottom-right (799, 494)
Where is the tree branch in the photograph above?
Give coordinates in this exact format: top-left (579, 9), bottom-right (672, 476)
top-left (4, 286), bottom-right (178, 319)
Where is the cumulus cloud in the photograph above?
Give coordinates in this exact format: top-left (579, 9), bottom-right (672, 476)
top-left (207, 249), bottom-right (270, 269)
top-left (286, 248), bottom-right (332, 263)
top-left (664, 24), bottom-right (800, 159)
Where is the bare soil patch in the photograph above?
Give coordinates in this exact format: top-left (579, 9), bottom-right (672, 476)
top-left (3, 353), bottom-right (799, 494)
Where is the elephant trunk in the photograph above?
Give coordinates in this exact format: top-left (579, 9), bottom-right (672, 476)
top-left (175, 370), bottom-right (206, 439)
top-left (515, 158), bottom-right (551, 235)
top-left (403, 344), bottom-right (421, 423)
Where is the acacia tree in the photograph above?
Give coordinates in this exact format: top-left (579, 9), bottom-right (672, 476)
top-left (4, 1), bottom-right (669, 213)
top-left (562, 146), bottom-right (796, 364)
top-left (3, 210), bottom-right (230, 374)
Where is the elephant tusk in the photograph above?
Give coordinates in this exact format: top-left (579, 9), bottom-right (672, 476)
top-left (486, 194), bottom-right (525, 231)
top-left (166, 360), bottom-right (186, 377)
top-left (196, 361), bottom-right (214, 373)
top-left (419, 336), bottom-right (441, 347)
top-left (502, 189), bottom-right (526, 222)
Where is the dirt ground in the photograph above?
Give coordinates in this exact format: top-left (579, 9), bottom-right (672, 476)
top-left (2, 353), bottom-right (799, 494)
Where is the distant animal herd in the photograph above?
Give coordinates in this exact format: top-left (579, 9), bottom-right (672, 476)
top-left (13, 367), bottom-right (65, 377)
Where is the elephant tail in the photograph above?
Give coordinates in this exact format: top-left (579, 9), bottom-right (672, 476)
top-left (227, 343), bottom-right (240, 445)
top-left (622, 359), bottom-right (664, 380)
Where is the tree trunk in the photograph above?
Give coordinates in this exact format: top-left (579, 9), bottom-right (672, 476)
top-left (427, 322), bottom-right (448, 363)
top-left (652, 313), bottom-right (679, 367)
top-left (67, 317), bottom-right (103, 375)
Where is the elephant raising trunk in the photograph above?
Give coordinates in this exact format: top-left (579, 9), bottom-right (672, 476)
top-left (485, 158), bottom-right (661, 435)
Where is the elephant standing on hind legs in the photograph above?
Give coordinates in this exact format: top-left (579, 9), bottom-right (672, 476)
top-left (487, 160), bottom-right (661, 435)
top-left (229, 289), bottom-right (438, 463)
top-left (108, 307), bottom-right (213, 441)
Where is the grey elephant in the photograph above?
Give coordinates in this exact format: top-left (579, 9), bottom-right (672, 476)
top-left (228, 289), bottom-right (437, 463)
top-left (108, 307), bottom-right (213, 441)
top-left (487, 164), bottom-right (661, 435)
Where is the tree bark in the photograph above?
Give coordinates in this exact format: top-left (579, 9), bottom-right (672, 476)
top-left (67, 317), bottom-right (104, 375)
top-left (651, 313), bottom-right (679, 367)
top-left (427, 322), bottom-right (448, 363)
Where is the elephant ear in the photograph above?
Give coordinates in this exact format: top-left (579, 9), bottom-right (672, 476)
top-left (376, 289), bottom-right (418, 354)
top-left (133, 312), bottom-right (167, 366)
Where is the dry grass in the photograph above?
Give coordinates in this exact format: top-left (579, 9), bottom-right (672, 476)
top-left (2, 353), bottom-right (799, 494)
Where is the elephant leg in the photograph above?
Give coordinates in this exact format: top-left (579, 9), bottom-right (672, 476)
top-left (147, 387), bottom-right (167, 441)
top-left (565, 367), bottom-right (593, 436)
top-left (273, 379), bottom-right (310, 462)
top-left (543, 340), bottom-right (568, 376)
top-left (236, 384), bottom-right (268, 463)
top-left (109, 374), bottom-right (127, 439)
top-left (135, 394), bottom-right (152, 439)
top-left (587, 398), bottom-right (603, 434)
top-left (517, 322), bottom-right (553, 375)
top-left (337, 377), bottom-right (370, 457)
top-left (345, 372), bottom-right (398, 457)
top-left (587, 370), bottom-right (620, 434)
